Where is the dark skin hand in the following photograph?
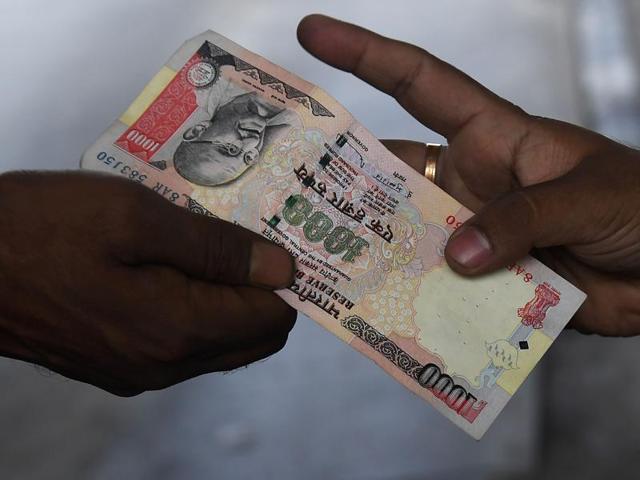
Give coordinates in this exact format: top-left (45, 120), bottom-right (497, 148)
top-left (0, 171), bottom-right (296, 396)
top-left (298, 14), bottom-right (640, 336)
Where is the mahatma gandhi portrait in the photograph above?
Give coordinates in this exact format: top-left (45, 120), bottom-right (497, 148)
top-left (173, 87), bottom-right (298, 187)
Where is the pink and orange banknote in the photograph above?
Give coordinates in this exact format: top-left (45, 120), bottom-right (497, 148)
top-left (82, 31), bottom-right (585, 438)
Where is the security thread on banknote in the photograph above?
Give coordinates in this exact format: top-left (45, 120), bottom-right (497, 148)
top-left (81, 31), bottom-right (586, 439)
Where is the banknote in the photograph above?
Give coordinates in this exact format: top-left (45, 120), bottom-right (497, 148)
top-left (81, 31), bottom-right (585, 439)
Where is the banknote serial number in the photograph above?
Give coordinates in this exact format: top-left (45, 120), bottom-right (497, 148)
top-left (282, 194), bottom-right (369, 262)
top-left (96, 152), bottom-right (147, 183)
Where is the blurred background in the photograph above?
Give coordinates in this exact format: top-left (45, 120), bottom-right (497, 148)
top-left (1, 0), bottom-right (639, 478)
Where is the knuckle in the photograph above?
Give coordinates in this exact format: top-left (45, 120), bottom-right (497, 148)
top-left (183, 282), bottom-right (231, 353)
top-left (202, 221), bottom-right (226, 279)
top-left (279, 305), bottom-right (297, 334)
top-left (502, 99), bottom-right (529, 119)
top-left (141, 370), bottom-right (175, 391)
top-left (146, 345), bottom-right (183, 364)
top-left (269, 334), bottom-right (289, 355)
top-left (99, 371), bottom-right (148, 397)
top-left (260, 293), bottom-right (297, 335)
top-left (123, 370), bottom-right (169, 393)
top-left (511, 189), bottom-right (540, 227)
top-left (391, 47), bottom-right (427, 103)
top-left (0, 170), bottom-right (26, 187)
top-left (120, 362), bottom-right (180, 392)
top-left (130, 307), bottom-right (200, 365)
top-left (107, 385), bottom-right (145, 397)
top-left (201, 221), bottom-right (250, 282)
top-left (104, 184), bottom-right (153, 260)
top-left (166, 334), bottom-right (199, 362)
top-left (143, 331), bottom-right (197, 364)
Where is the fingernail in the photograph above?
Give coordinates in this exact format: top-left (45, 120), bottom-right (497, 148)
top-left (447, 226), bottom-right (493, 269)
top-left (250, 241), bottom-right (295, 289)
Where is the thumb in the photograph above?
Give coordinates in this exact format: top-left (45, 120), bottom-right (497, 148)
top-left (444, 157), bottom-right (616, 275)
top-left (120, 193), bottom-right (295, 289)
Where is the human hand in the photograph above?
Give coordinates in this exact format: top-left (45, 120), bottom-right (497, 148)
top-left (297, 14), bottom-right (640, 336)
top-left (0, 171), bottom-right (295, 395)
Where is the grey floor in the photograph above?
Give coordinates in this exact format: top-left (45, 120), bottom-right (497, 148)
top-left (0, 1), bottom-right (639, 479)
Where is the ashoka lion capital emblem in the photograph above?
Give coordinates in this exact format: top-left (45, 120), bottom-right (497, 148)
top-left (517, 282), bottom-right (561, 329)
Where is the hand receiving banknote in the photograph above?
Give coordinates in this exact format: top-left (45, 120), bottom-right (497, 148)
top-left (296, 14), bottom-right (640, 337)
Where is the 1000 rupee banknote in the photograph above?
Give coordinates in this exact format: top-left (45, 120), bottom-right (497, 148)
top-left (81, 31), bottom-right (585, 439)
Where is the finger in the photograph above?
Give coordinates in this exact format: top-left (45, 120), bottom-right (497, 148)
top-left (297, 14), bottom-right (516, 138)
top-left (192, 334), bottom-right (289, 373)
top-left (27, 349), bottom-right (143, 397)
top-left (91, 273), bottom-right (295, 395)
top-left (381, 139), bottom-right (452, 188)
top-left (381, 139), bottom-right (427, 174)
top-left (380, 139), bottom-right (485, 209)
top-left (185, 281), bottom-right (297, 347)
top-left (149, 335), bottom-right (290, 391)
top-left (536, 248), bottom-right (640, 337)
top-left (132, 265), bottom-right (296, 350)
top-left (119, 188), bottom-right (294, 289)
top-left (444, 155), bottom-right (635, 276)
top-left (143, 271), bottom-right (295, 389)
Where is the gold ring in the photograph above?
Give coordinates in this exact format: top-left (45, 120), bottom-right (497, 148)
top-left (424, 143), bottom-right (446, 184)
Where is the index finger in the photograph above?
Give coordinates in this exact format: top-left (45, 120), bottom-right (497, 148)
top-left (297, 14), bottom-right (512, 138)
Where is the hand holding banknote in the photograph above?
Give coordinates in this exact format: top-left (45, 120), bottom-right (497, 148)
top-left (0, 171), bottom-right (295, 396)
top-left (298, 14), bottom-right (640, 336)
